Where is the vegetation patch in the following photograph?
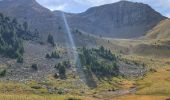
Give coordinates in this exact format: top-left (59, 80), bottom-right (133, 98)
top-left (54, 61), bottom-right (71, 79)
top-left (47, 34), bottom-right (55, 47)
top-left (79, 46), bottom-right (119, 77)
top-left (31, 64), bottom-right (38, 71)
top-left (0, 69), bottom-right (6, 77)
top-left (46, 51), bottom-right (60, 59)
top-left (0, 13), bottom-right (39, 60)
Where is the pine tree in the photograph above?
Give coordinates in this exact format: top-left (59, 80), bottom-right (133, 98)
top-left (23, 21), bottom-right (28, 31)
top-left (47, 34), bottom-right (55, 46)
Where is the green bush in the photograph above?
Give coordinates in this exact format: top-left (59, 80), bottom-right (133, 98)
top-left (150, 68), bottom-right (157, 73)
top-left (47, 34), bottom-right (55, 46)
top-left (31, 64), bottom-right (38, 71)
top-left (31, 85), bottom-right (41, 89)
top-left (67, 97), bottom-right (81, 100)
top-left (17, 56), bottom-right (24, 63)
top-left (0, 69), bottom-right (6, 77)
top-left (55, 62), bottom-right (66, 79)
top-left (45, 53), bottom-right (50, 58)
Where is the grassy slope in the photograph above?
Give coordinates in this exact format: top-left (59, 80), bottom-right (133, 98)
top-left (145, 19), bottom-right (170, 39)
top-left (137, 66), bottom-right (170, 95)
top-left (126, 44), bottom-right (170, 99)
top-left (113, 95), bottom-right (168, 100)
top-left (0, 37), bottom-right (138, 100)
top-left (98, 38), bottom-right (170, 99)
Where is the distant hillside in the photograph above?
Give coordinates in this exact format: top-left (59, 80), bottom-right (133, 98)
top-left (145, 19), bottom-right (170, 40)
top-left (62, 1), bottom-right (166, 38)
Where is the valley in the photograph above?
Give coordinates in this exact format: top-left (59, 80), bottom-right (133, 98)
top-left (0, 0), bottom-right (169, 100)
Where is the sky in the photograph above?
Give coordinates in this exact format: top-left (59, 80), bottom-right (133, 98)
top-left (36, 0), bottom-right (170, 17)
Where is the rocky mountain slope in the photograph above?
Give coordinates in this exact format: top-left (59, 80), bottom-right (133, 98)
top-left (60, 1), bottom-right (166, 38)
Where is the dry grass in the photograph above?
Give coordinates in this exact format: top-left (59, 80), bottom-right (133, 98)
top-left (122, 53), bottom-right (170, 96)
top-left (145, 19), bottom-right (170, 39)
top-left (113, 95), bottom-right (169, 100)
top-left (0, 94), bottom-right (67, 100)
top-left (95, 77), bottom-right (135, 92)
top-left (136, 66), bottom-right (170, 95)
top-left (0, 81), bottom-right (33, 94)
top-left (0, 94), bottom-right (98, 100)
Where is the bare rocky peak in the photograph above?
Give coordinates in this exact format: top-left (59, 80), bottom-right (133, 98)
top-left (82, 1), bottom-right (165, 26)
top-left (65, 1), bottom-right (166, 38)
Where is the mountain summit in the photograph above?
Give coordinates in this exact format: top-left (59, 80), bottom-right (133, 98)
top-left (65, 1), bottom-right (166, 38)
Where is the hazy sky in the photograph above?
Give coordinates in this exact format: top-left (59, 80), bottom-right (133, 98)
top-left (36, 0), bottom-right (170, 17)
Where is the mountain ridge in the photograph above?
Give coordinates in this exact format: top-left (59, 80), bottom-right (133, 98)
top-left (0, 0), bottom-right (167, 39)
